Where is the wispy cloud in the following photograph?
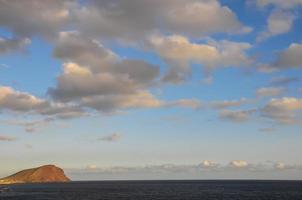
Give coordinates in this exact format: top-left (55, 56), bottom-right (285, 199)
top-left (98, 133), bottom-right (122, 142)
top-left (256, 87), bottom-right (285, 97)
top-left (0, 135), bottom-right (16, 141)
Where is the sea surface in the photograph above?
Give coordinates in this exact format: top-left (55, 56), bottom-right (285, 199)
top-left (1, 180), bottom-right (302, 200)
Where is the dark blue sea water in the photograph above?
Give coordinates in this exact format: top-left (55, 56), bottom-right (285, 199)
top-left (1, 180), bottom-right (302, 200)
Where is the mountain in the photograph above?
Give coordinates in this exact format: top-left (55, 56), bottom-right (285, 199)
top-left (0, 165), bottom-right (70, 184)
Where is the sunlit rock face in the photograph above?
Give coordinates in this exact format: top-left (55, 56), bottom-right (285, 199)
top-left (0, 165), bottom-right (70, 184)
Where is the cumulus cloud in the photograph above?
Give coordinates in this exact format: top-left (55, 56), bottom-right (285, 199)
top-left (98, 133), bottom-right (122, 142)
top-left (0, 86), bottom-right (87, 120)
top-left (257, 10), bottom-right (295, 42)
top-left (0, 37), bottom-right (30, 54)
top-left (148, 34), bottom-right (251, 83)
top-left (211, 98), bottom-right (247, 109)
top-left (229, 160), bottom-right (249, 168)
top-left (0, 0), bottom-right (251, 42)
top-left (219, 109), bottom-right (256, 122)
top-left (72, 0), bottom-right (249, 42)
top-left (259, 43), bottom-right (302, 72)
top-left (49, 32), bottom-right (160, 106)
top-left (0, 135), bottom-right (16, 141)
top-left (256, 87), bottom-right (285, 97)
top-left (200, 160), bottom-right (219, 168)
top-left (49, 32), bottom-right (202, 113)
top-left (0, 86), bottom-right (48, 112)
top-left (261, 97), bottom-right (302, 124)
top-left (86, 165), bottom-right (98, 170)
top-left (0, 0), bottom-right (71, 37)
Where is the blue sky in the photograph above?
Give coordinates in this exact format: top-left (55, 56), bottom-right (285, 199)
top-left (0, 0), bottom-right (302, 180)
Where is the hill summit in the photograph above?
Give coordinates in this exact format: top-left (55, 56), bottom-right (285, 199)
top-left (0, 165), bottom-right (70, 184)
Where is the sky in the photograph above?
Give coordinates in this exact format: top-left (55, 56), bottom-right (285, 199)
top-left (0, 0), bottom-right (302, 180)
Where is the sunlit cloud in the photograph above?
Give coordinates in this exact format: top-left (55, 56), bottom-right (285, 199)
top-left (0, 135), bottom-right (16, 141)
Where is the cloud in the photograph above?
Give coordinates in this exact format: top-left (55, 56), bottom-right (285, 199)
top-left (82, 91), bottom-right (162, 112)
top-left (86, 165), bottom-right (98, 170)
top-left (0, 37), bottom-right (30, 54)
top-left (49, 32), bottom-right (202, 113)
top-left (0, 135), bottom-right (16, 141)
top-left (98, 133), bottom-right (122, 142)
top-left (219, 109), bottom-right (256, 122)
top-left (256, 87), bottom-right (285, 97)
top-left (49, 32), bottom-right (160, 105)
top-left (257, 10), bottom-right (295, 42)
top-left (274, 162), bottom-right (286, 170)
top-left (0, 86), bottom-right (48, 112)
top-left (0, 0), bottom-right (250, 42)
top-left (261, 97), bottom-right (302, 124)
top-left (229, 160), bottom-right (249, 168)
top-left (260, 43), bottom-right (302, 72)
top-left (269, 76), bottom-right (301, 86)
top-left (165, 99), bottom-right (202, 110)
top-left (0, 0), bottom-right (71, 37)
top-left (200, 160), bottom-right (219, 168)
top-left (68, 161), bottom-right (302, 178)
top-left (257, 0), bottom-right (302, 9)
top-left (0, 86), bottom-right (87, 120)
top-left (1, 118), bottom-right (55, 133)
top-left (211, 98), bottom-right (247, 109)
top-left (72, 0), bottom-right (249, 42)
top-left (148, 34), bottom-right (251, 83)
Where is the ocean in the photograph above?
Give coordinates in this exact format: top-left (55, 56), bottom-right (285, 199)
top-left (1, 180), bottom-right (302, 200)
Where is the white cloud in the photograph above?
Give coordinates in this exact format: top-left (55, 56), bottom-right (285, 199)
top-left (49, 32), bottom-right (202, 113)
top-left (86, 165), bottom-right (98, 170)
top-left (257, 10), bottom-right (295, 42)
top-left (200, 160), bottom-right (219, 168)
top-left (259, 43), bottom-right (302, 72)
top-left (49, 32), bottom-right (160, 106)
top-left (229, 160), bottom-right (249, 168)
top-left (261, 97), bottom-right (302, 124)
top-left (68, 161), bottom-right (302, 178)
top-left (72, 0), bottom-right (249, 42)
top-left (256, 87), bottom-right (285, 97)
top-left (148, 34), bottom-right (251, 83)
top-left (0, 86), bottom-right (48, 112)
top-left (0, 37), bottom-right (30, 54)
top-left (0, 0), bottom-right (71, 37)
top-left (275, 162), bottom-right (286, 170)
top-left (0, 86), bottom-right (87, 120)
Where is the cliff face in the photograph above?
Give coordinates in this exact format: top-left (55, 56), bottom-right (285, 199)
top-left (0, 165), bottom-right (70, 184)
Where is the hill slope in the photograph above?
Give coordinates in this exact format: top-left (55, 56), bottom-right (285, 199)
top-left (0, 165), bottom-right (70, 184)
